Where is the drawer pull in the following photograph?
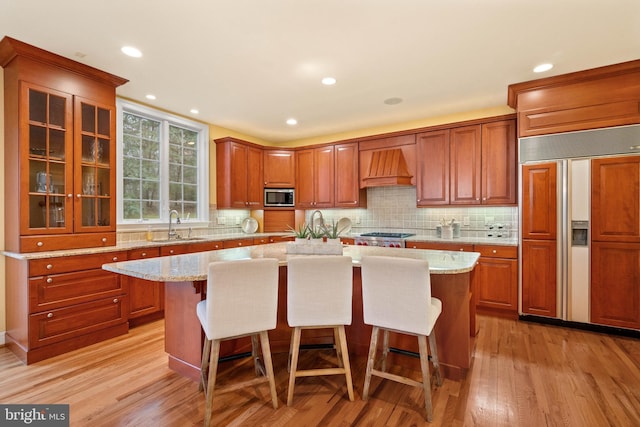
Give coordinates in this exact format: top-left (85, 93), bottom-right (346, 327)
top-left (112, 257), bottom-right (118, 261)
top-left (102, 237), bottom-right (108, 243)
top-left (141, 252), bottom-right (147, 257)
top-left (459, 248), bottom-right (464, 251)
top-left (37, 241), bottom-right (44, 247)
top-left (47, 313), bottom-right (53, 318)
top-left (113, 298), bottom-right (119, 304)
top-left (46, 264), bottom-right (53, 270)
top-left (239, 242), bottom-right (243, 246)
top-left (492, 249), bottom-right (497, 254)
top-left (170, 250), bottom-right (175, 254)
top-left (47, 278), bottom-right (53, 284)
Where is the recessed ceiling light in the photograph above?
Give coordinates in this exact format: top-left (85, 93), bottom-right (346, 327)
top-left (384, 97), bottom-right (403, 105)
top-left (121, 46), bottom-right (142, 58)
top-left (533, 63), bottom-right (553, 73)
top-left (286, 118), bottom-right (298, 126)
top-left (321, 77), bottom-right (336, 85)
top-left (190, 109), bottom-right (199, 114)
top-left (145, 94), bottom-right (156, 100)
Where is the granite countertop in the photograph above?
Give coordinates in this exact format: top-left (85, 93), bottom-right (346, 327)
top-left (102, 242), bottom-right (480, 282)
top-left (0, 232), bottom-right (286, 260)
top-left (403, 235), bottom-right (518, 246)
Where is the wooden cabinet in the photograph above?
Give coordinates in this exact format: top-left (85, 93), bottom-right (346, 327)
top-left (416, 118), bottom-right (516, 207)
top-left (591, 156), bottom-right (640, 242)
top-left (508, 59), bottom-right (640, 137)
top-left (591, 156), bottom-right (640, 329)
top-left (222, 238), bottom-right (254, 248)
top-left (295, 145), bottom-right (334, 208)
top-left (416, 130), bottom-right (450, 206)
top-left (334, 142), bottom-right (366, 207)
top-left (475, 245), bottom-right (518, 316)
top-left (406, 241), bottom-right (474, 252)
top-left (450, 125), bottom-right (482, 204)
top-left (521, 239), bottom-right (557, 317)
top-left (0, 37), bottom-right (127, 253)
top-left (481, 120), bottom-right (517, 205)
top-left (263, 149), bottom-right (295, 187)
top-left (127, 248), bottom-right (162, 321)
top-left (215, 137), bottom-right (263, 209)
top-left (591, 242), bottom-right (640, 329)
top-left (521, 161), bottom-right (558, 317)
top-left (6, 251), bottom-right (128, 364)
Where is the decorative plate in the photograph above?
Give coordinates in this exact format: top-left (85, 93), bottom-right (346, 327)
top-left (241, 217), bottom-right (258, 234)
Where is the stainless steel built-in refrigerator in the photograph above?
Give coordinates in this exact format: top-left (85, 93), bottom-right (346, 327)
top-left (519, 124), bottom-right (640, 327)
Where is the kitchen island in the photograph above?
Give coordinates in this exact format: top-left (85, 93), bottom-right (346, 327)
top-left (103, 242), bottom-right (479, 381)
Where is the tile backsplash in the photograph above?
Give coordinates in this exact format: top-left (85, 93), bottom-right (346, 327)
top-left (118, 186), bottom-right (518, 242)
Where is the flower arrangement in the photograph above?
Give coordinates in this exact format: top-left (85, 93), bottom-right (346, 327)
top-left (287, 223), bottom-right (310, 240)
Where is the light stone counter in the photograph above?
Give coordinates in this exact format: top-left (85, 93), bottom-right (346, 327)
top-left (102, 242), bottom-right (480, 281)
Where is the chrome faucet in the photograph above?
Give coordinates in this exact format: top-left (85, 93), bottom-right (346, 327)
top-left (168, 209), bottom-right (181, 240)
top-left (310, 209), bottom-right (324, 233)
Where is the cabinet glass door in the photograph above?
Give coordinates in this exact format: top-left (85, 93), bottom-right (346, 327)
top-left (75, 98), bottom-right (114, 230)
top-left (25, 85), bottom-right (72, 234)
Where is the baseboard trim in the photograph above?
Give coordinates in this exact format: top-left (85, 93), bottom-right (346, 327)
top-left (519, 315), bottom-right (640, 339)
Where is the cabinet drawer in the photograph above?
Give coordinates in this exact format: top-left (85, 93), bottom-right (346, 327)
top-left (222, 238), bottom-right (253, 248)
top-left (29, 295), bottom-right (128, 349)
top-left (407, 241), bottom-right (474, 252)
top-left (20, 233), bottom-right (117, 253)
top-left (128, 247), bottom-right (161, 260)
top-left (29, 269), bottom-right (124, 312)
top-left (188, 241), bottom-right (222, 252)
top-left (475, 245), bottom-right (517, 259)
top-left (160, 245), bottom-right (190, 256)
top-left (29, 251), bottom-right (128, 277)
top-left (253, 237), bottom-right (270, 245)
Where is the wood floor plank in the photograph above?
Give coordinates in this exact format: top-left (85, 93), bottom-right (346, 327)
top-left (1, 316), bottom-right (640, 426)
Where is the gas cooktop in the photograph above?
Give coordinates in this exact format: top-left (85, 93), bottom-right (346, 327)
top-left (359, 232), bottom-right (415, 238)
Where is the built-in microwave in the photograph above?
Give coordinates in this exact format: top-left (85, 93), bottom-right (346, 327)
top-left (264, 188), bottom-right (295, 207)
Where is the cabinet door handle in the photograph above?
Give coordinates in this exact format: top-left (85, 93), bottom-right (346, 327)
top-left (47, 264), bottom-right (53, 270)
top-left (47, 313), bottom-right (53, 318)
top-left (113, 298), bottom-right (119, 303)
top-left (67, 194), bottom-right (73, 198)
top-left (77, 194), bottom-right (82, 198)
top-left (46, 278), bottom-right (53, 283)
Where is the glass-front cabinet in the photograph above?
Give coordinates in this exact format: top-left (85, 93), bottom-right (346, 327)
top-left (25, 84), bottom-right (73, 233)
top-left (1, 36), bottom-right (127, 252)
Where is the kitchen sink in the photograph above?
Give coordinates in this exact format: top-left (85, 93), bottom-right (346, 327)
top-left (152, 236), bottom-right (207, 242)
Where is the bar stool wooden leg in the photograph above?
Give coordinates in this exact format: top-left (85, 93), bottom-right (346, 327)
top-left (362, 326), bottom-right (380, 400)
top-left (381, 329), bottom-right (390, 372)
top-left (259, 330), bottom-right (279, 409)
top-left (428, 333), bottom-right (443, 386)
top-left (251, 334), bottom-right (261, 376)
top-left (287, 327), bottom-right (302, 406)
top-left (199, 338), bottom-right (212, 392)
top-left (204, 339), bottom-right (221, 427)
top-left (418, 335), bottom-right (434, 422)
top-left (337, 325), bottom-right (355, 401)
top-left (334, 327), bottom-right (344, 368)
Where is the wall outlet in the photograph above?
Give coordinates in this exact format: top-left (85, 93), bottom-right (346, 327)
top-left (485, 216), bottom-right (494, 225)
top-left (463, 216), bottom-right (470, 226)
top-left (235, 217), bottom-right (241, 225)
top-left (217, 217), bottom-right (225, 225)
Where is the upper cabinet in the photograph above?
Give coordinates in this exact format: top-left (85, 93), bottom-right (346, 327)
top-left (0, 37), bottom-right (127, 253)
top-left (263, 149), bottom-right (295, 188)
top-left (334, 142), bottom-right (366, 208)
top-left (416, 118), bottom-right (516, 207)
top-left (296, 145), bottom-right (334, 208)
top-left (215, 137), bottom-right (263, 209)
top-left (508, 59), bottom-right (640, 137)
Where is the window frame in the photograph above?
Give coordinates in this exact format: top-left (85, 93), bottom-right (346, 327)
top-left (116, 99), bottom-right (209, 229)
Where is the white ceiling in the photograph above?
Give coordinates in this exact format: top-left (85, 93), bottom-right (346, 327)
top-left (1, 1), bottom-right (639, 143)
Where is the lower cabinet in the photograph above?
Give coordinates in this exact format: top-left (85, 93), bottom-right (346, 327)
top-left (475, 245), bottom-right (518, 317)
top-left (127, 247), bottom-right (163, 323)
top-left (6, 251), bottom-right (129, 364)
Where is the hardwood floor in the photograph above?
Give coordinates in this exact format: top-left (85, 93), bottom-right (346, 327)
top-left (1, 315), bottom-right (639, 426)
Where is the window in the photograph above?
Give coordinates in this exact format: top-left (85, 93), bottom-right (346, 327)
top-left (117, 100), bottom-right (209, 226)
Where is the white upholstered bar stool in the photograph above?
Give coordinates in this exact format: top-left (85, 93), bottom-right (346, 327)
top-left (196, 258), bottom-right (279, 427)
top-left (286, 255), bottom-right (355, 406)
top-left (360, 255), bottom-right (443, 422)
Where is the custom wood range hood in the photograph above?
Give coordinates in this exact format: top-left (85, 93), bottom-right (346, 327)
top-left (361, 148), bottom-right (413, 187)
